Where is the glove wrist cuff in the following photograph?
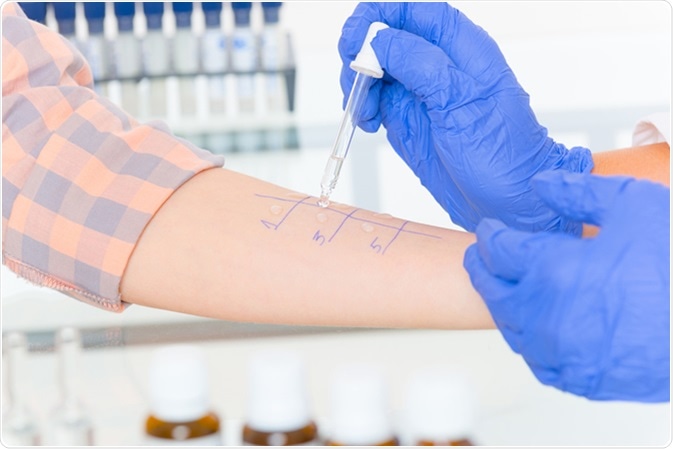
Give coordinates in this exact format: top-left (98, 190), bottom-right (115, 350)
top-left (555, 145), bottom-right (595, 235)
top-left (562, 145), bottom-right (595, 175)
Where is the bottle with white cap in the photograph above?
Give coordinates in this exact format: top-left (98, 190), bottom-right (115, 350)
top-left (401, 367), bottom-right (476, 446)
top-left (243, 349), bottom-right (318, 445)
top-left (145, 344), bottom-right (222, 445)
top-left (325, 363), bottom-right (398, 446)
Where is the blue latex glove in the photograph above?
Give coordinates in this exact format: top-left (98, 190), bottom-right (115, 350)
top-left (338, 3), bottom-right (594, 233)
top-left (464, 170), bottom-right (670, 402)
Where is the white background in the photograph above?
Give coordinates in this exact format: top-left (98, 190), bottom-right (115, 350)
top-left (2, 1), bottom-right (671, 446)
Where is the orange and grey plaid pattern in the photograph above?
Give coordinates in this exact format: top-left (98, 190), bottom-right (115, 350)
top-left (2, 3), bottom-right (224, 311)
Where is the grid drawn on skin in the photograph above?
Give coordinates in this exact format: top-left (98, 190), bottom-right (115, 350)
top-left (255, 193), bottom-right (442, 254)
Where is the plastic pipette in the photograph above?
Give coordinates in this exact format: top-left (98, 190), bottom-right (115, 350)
top-left (318, 22), bottom-right (389, 207)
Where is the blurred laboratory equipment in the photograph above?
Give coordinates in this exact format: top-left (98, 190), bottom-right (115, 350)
top-left (260, 2), bottom-right (289, 150)
top-left (53, 2), bottom-right (78, 48)
top-left (47, 327), bottom-right (95, 446)
top-left (230, 1), bottom-right (257, 115)
top-left (401, 367), bottom-right (476, 446)
top-left (243, 350), bottom-right (319, 445)
top-left (82, 2), bottom-right (109, 97)
top-left (325, 362), bottom-right (398, 446)
top-left (145, 344), bottom-right (222, 445)
top-left (142, 2), bottom-right (170, 118)
top-left (28, 2), bottom-right (298, 154)
top-left (231, 2), bottom-right (262, 152)
top-left (260, 2), bottom-right (288, 113)
top-left (17, 1), bottom-right (47, 24)
top-left (113, 2), bottom-right (142, 117)
top-left (172, 2), bottom-right (200, 118)
top-left (1, 332), bottom-right (41, 446)
top-left (201, 1), bottom-right (228, 116)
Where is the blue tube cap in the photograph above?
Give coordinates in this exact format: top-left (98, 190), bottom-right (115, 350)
top-left (113, 2), bottom-right (136, 17)
top-left (143, 2), bottom-right (164, 30)
top-left (202, 2), bottom-right (222, 27)
top-left (53, 2), bottom-right (76, 20)
top-left (143, 2), bottom-right (164, 16)
top-left (262, 2), bottom-right (282, 24)
top-left (172, 2), bottom-right (194, 14)
top-left (231, 2), bottom-right (252, 26)
top-left (18, 2), bottom-right (47, 23)
top-left (201, 2), bottom-right (223, 13)
top-left (84, 3), bottom-right (106, 20)
top-left (53, 2), bottom-right (76, 35)
top-left (114, 2), bottom-right (135, 32)
top-left (172, 2), bottom-right (193, 27)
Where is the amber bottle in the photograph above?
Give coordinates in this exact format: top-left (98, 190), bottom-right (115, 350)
top-left (144, 344), bottom-right (222, 445)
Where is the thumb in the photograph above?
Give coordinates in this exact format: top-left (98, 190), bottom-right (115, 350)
top-left (371, 28), bottom-right (483, 113)
top-left (532, 171), bottom-right (635, 227)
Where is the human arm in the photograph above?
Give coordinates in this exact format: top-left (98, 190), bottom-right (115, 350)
top-left (591, 142), bottom-right (670, 187)
top-left (463, 171), bottom-right (670, 402)
top-left (2, 3), bottom-right (492, 329)
top-left (121, 167), bottom-right (493, 329)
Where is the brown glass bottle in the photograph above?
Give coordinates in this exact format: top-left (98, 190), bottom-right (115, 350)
top-left (146, 413), bottom-right (221, 443)
top-left (243, 349), bottom-right (318, 445)
top-left (145, 345), bottom-right (222, 445)
top-left (417, 438), bottom-right (474, 446)
top-left (242, 421), bottom-right (319, 445)
top-left (326, 363), bottom-right (398, 446)
top-left (324, 437), bottom-right (399, 446)
top-left (403, 367), bottom-right (476, 447)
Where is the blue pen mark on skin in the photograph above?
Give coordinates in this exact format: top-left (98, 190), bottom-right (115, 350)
top-left (255, 193), bottom-right (440, 254)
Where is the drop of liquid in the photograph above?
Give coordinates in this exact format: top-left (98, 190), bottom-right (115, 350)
top-left (317, 196), bottom-right (330, 208)
top-left (373, 212), bottom-right (393, 220)
top-left (361, 222), bottom-right (375, 233)
top-left (269, 205), bottom-right (283, 215)
top-left (316, 212), bottom-right (328, 223)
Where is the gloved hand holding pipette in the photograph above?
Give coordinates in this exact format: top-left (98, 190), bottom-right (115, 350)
top-left (338, 3), bottom-right (593, 233)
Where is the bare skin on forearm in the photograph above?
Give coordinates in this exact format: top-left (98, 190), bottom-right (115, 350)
top-left (591, 142), bottom-right (670, 187)
top-left (121, 168), bottom-right (494, 330)
top-left (584, 141), bottom-right (670, 236)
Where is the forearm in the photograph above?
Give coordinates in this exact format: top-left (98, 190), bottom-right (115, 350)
top-left (591, 142), bottom-right (670, 186)
top-left (121, 168), bottom-right (493, 330)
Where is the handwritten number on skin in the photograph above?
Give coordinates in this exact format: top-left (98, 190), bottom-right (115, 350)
top-left (370, 237), bottom-right (382, 254)
top-left (313, 230), bottom-right (326, 246)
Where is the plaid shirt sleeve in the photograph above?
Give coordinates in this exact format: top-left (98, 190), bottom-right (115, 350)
top-left (2, 2), bottom-right (225, 312)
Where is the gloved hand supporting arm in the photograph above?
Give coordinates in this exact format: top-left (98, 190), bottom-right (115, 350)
top-left (464, 171), bottom-right (670, 402)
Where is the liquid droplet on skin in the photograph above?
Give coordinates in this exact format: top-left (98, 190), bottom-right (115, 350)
top-left (316, 212), bottom-right (328, 223)
top-left (270, 205), bottom-right (283, 215)
top-left (361, 222), bottom-right (375, 233)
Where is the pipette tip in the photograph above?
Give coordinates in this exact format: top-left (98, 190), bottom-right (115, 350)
top-left (318, 194), bottom-right (330, 208)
